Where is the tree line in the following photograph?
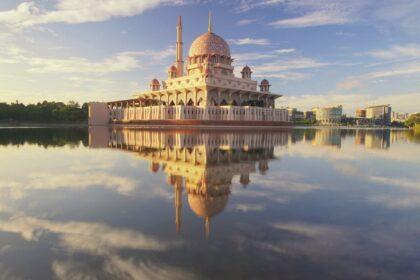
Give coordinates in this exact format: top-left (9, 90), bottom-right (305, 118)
top-left (0, 101), bottom-right (88, 122)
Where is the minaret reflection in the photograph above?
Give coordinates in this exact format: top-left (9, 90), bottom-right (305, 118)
top-left (90, 127), bottom-right (289, 237)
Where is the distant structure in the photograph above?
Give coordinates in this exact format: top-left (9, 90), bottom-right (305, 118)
top-left (355, 109), bottom-right (366, 118)
top-left (287, 108), bottom-right (304, 122)
top-left (304, 110), bottom-right (315, 121)
top-left (312, 105), bottom-right (343, 125)
top-left (88, 14), bottom-right (289, 126)
top-left (391, 112), bottom-right (409, 123)
top-left (366, 104), bottom-right (391, 125)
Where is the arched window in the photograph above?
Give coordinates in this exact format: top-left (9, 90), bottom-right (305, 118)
top-left (178, 100), bottom-right (184, 106)
top-left (220, 99), bottom-right (227, 106)
top-left (169, 101), bottom-right (175, 106)
top-left (187, 99), bottom-right (194, 106)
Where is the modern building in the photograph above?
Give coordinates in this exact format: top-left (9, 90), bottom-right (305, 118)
top-left (304, 110), bottom-right (315, 121)
top-left (366, 104), bottom-right (391, 125)
top-left (287, 108), bottom-right (304, 122)
top-left (88, 15), bottom-right (289, 126)
top-left (391, 112), bottom-right (409, 123)
top-left (312, 105), bottom-right (343, 125)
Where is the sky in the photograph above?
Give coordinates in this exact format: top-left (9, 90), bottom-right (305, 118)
top-left (0, 0), bottom-right (419, 115)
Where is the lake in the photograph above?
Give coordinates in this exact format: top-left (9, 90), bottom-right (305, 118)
top-left (0, 127), bottom-right (419, 280)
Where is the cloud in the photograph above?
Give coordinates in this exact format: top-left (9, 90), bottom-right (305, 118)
top-left (368, 62), bottom-right (420, 79)
top-left (275, 48), bottom-right (296, 54)
top-left (0, 45), bottom-right (174, 74)
top-left (368, 44), bottom-right (420, 60)
top-left (336, 78), bottom-right (364, 90)
top-left (236, 19), bottom-right (257, 26)
top-left (249, 57), bottom-right (329, 80)
top-left (233, 203), bottom-right (265, 212)
top-left (0, 215), bottom-right (192, 279)
top-left (0, 0), bottom-right (189, 28)
top-left (228, 38), bottom-right (270, 46)
top-left (0, 216), bottom-right (173, 252)
top-left (269, 10), bottom-right (352, 28)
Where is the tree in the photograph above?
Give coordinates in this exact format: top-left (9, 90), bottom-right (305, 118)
top-left (405, 113), bottom-right (420, 128)
top-left (0, 101), bottom-right (88, 122)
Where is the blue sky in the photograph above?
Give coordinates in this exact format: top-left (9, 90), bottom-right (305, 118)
top-left (0, 0), bottom-right (419, 114)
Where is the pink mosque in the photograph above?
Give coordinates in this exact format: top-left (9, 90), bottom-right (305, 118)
top-left (88, 14), bottom-right (289, 127)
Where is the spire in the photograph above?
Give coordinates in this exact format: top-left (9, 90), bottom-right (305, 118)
top-left (176, 16), bottom-right (183, 77)
top-left (208, 11), bottom-right (212, 33)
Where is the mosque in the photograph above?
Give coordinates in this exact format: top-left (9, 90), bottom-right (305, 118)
top-left (89, 127), bottom-right (289, 237)
top-left (88, 14), bottom-right (289, 126)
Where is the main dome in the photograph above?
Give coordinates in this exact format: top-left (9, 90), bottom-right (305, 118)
top-left (189, 32), bottom-right (231, 57)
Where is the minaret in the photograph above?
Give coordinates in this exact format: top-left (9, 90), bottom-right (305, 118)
top-left (176, 16), bottom-right (183, 77)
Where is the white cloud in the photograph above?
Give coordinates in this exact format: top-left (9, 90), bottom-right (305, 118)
top-left (269, 10), bottom-right (352, 28)
top-left (228, 38), bottom-right (270, 46)
top-left (253, 57), bottom-right (330, 72)
top-left (236, 18), bottom-right (257, 26)
top-left (233, 203), bottom-right (265, 212)
top-left (336, 78), bottom-right (364, 91)
top-left (0, 0), bottom-right (189, 28)
top-left (0, 45), bottom-right (174, 74)
top-left (368, 44), bottom-right (420, 60)
top-left (275, 48), bottom-right (296, 54)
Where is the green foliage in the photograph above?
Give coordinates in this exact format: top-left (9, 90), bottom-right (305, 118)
top-left (404, 113), bottom-right (420, 128)
top-left (0, 101), bottom-right (88, 122)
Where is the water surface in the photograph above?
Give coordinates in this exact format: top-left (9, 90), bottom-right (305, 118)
top-left (0, 127), bottom-right (419, 280)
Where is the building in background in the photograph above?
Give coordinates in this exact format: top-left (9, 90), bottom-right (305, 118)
top-left (304, 110), bottom-right (315, 121)
top-left (312, 105), bottom-right (343, 125)
top-left (355, 109), bottom-right (366, 118)
top-left (287, 108), bottom-right (304, 122)
top-left (391, 112), bottom-right (409, 123)
top-left (366, 104), bottom-right (391, 125)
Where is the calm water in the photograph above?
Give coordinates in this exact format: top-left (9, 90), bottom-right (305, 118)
top-left (0, 127), bottom-right (419, 280)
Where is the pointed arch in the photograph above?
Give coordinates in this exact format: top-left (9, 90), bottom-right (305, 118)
top-left (169, 101), bottom-right (175, 106)
top-left (210, 98), bottom-right (218, 106)
top-left (197, 97), bottom-right (203, 106)
top-left (231, 100), bottom-right (238, 106)
top-left (178, 100), bottom-right (185, 106)
top-left (187, 99), bottom-right (194, 106)
top-left (220, 99), bottom-right (228, 106)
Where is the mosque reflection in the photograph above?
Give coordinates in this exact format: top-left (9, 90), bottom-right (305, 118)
top-left (88, 127), bottom-right (399, 236)
top-left (90, 127), bottom-right (289, 237)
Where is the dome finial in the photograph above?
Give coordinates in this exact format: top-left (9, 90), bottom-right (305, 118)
top-left (208, 11), bottom-right (212, 33)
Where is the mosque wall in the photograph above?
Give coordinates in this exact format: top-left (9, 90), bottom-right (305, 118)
top-left (106, 105), bottom-right (288, 123)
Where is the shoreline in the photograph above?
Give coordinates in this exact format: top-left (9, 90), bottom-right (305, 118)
top-left (0, 122), bottom-right (88, 129)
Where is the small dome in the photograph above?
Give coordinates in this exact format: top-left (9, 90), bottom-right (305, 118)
top-left (260, 79), bottom-right (270, 85)
top-left (168, 65), bottom-right (177, 72)
top-left (188, 193), bottom-right (228, 218)
top-left (242, 65), bottom-right (251, 72)
top-left (189, 32), bottom-right (231, 57)
top-left (150, 78), bottom-right (160, 85)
